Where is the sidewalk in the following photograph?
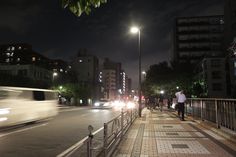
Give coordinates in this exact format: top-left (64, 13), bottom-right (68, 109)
top-left (113, 108), bottom-right (236, 157)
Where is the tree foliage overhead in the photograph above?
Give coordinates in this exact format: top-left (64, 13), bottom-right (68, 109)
top-left (62, 0), bottom-right (108, 16)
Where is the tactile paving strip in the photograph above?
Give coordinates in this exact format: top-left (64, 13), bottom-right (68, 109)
top-left (131, 124), bottom-right (145, 157)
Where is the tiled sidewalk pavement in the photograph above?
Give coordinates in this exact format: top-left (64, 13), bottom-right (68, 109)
top-left (113, 108), bottom-right (236, 157)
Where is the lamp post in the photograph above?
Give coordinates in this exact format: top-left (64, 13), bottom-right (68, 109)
top-left (130, 26), bottom-right (142, 117)
top-left (52, 72), bottom-right (58, 85)
top-left (142, 71), bottom-right (146, 79)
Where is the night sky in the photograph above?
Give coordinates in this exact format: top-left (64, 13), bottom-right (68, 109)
top-left (0, 0), bottom-right (224, 88)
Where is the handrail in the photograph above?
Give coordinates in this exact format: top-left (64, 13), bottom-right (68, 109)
top-left (59, 108), bottom-right (138, 157)
top-left (186, 98), bottom-right (236, 132)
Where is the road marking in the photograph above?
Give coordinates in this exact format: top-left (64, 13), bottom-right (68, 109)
top-left (56, 127), bottom-right (104, 157)
top-left (0, 123), bottom-right (48, 138)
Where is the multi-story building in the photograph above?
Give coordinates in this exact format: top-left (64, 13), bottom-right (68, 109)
top-left (102, 58), bottom-right (122, 100)
top-left (174, 15), bottom-right (224, 64)
top-left (0, 43), bottom-right (51, 69)
top-left (0, 43), bottom-right (71, 88)
top-left (0, 64), bottom-right (52, 82)
top-left (70, 53), bottom-right (100, 101)
top-left (195, 58), bottom-right (227, 97)
top-left (102, 69), bottom-right (117, 100)
top-left (224, 0), bottom-right (236, 97)
top-left (0, 43), bottom-right (56, 87)
top-left (71, 53), bottom-right (99, 84)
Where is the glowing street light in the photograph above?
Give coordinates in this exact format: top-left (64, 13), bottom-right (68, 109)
top-left (130, 26), bottom-right (142, 117)
top-left (53, 72), bottom-right (58, 77)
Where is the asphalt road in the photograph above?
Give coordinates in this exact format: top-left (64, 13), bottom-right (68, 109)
top-left (0, 107), bottom-right (121, 157)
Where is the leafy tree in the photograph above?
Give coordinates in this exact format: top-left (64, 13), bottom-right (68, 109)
top-left (54, 83), bottom-right (92, 105)
top-left (143, 61), bottom-right (195, 98)
top-left (62, 0), bottom-right (108, 16)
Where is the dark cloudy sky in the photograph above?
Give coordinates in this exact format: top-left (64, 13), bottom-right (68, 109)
top-left (0, 0), bottom-right (224, 88)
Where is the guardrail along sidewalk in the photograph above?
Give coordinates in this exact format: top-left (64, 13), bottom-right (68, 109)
top-left (113, 108), bottom-right (236, 157)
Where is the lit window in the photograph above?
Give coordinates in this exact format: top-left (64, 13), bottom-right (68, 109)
top-left (19, 46), bottom-right (22, 50)
top-left (17, 58), bottom-right (21, 62)
top-left (6, 53), bottom-right (10, 57)
top-left (7, 47), bottom-right (10, 51)
top-left (79, 59), bottom-right (83, 63)
top-left (5, 58), bottom-right (9, 63)
top-left (10, 53), bottom-right (14, 56)
top-left (32, 57), bottom-right (36, 61)
top-left (60, 69), bottom-right (63, 72)
top-left (11, 46), bottom-right (15, 51)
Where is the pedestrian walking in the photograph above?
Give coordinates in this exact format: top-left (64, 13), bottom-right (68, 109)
top-left (176, 90), bottom-right (186, 121)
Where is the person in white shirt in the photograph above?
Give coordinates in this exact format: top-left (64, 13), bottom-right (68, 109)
top-left (176, 90), bottom-right (186, 121)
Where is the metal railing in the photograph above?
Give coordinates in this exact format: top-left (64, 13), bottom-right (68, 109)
top-left (186, 98), bottom-right (236, 132)
top-left (59, 108), bottom-right (138, 157)
top-left (103, 109), bottom-right (137, 157)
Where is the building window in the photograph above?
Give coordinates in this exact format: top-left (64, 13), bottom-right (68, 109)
top-left (211, 71), bottom-right (222, 79)
top-left (212, 83), bottom-right (222, 91)
top-left (211, 59), bottom-right (221, 67)
top-left (32, 57), bottom-right (36, 61)
top-left (79, 59), bottom-right (83, 63)
top-left (17, 58), bottom-right (21, 62)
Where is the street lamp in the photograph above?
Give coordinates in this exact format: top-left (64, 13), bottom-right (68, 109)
top-left (52, 72), bottom-right (58, 85)
top-left (142, 71), bottom-right (146, 79)
top-left (130, 26), bottom-right (142, 117)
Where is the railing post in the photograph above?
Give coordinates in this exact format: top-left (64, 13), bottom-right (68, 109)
top-left (103, 123), bottom-right (108, 157)
top-left (131, 109), bottom-right (133, 123)
top-left (201, 100), bottom-right (204, 121)
top-left (191, 99), bottom-right (194, 120)
top-left (87, 125), bottom-right (94, 157)
top-left (215, 100), bottom-right (220, 128)
top-left (121, 108), bottom-right (124, 137)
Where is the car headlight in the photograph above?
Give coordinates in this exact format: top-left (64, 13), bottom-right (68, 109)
top-left (103, 102), bottom-right (109, 106)
top-left (94, 102), bottom-right (100, 106)
top-left (127, 102), bottom-right (135, 109)
top-left (0, 108), bottom-right (10, 115)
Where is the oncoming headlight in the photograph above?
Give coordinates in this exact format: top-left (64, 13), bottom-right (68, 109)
top-left (103, 102), bottom-right (109, 106)
top-left (127, 102), bottom-right (135, 109)
top-left (94, 102), bottom-right (100, 107)
top-left (0, 108), bottom-right (10, 115)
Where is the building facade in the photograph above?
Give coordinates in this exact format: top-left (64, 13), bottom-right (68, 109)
top-left (71, 54), bottom-right (99, 84)
top-left (224, 0), bottom-right (236, 97)
top-left (0, 43), bottom-right (51, 69)
top-left (174, 15), bottom-right (224, 64)
top-left (70, 53), bottom-right (100, 101)
top-left (195, 58), bottom-right (227, 98)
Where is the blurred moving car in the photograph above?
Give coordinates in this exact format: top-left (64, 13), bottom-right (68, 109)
top-left (92, 100), bottom-right (113, 109)
top-left (112, 100), bottom-right (137, 111)
top-left (0, 86), bottom-right (58, 128)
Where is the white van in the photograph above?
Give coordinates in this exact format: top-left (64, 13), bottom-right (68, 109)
top-left (0, 86), bottom-right (58, 128)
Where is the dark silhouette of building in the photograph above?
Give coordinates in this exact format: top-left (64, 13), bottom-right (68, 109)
top-left (174, 15), bottom-right (224, 64)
